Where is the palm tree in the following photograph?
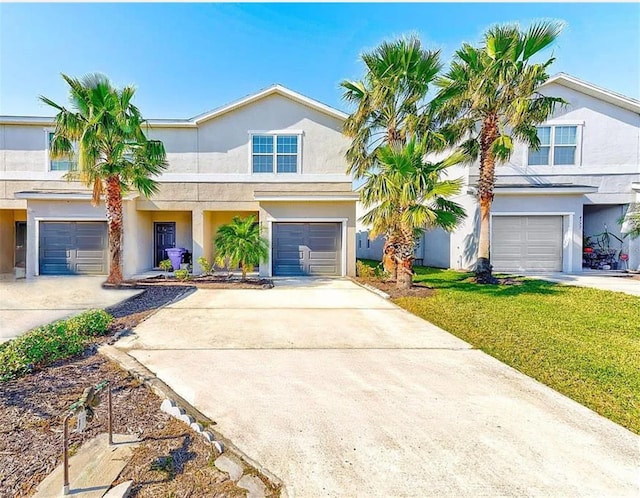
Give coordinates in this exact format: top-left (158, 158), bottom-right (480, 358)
top-left (214, 215), bottom-right (268, 280)
top-left (341, 36), bottom-right (442, 277)
top-left (360, 139), bottom-right (467, 290)
top-left (434, 21), bottom-right (565, 283)
top-left (41, 73), bottom-right (167, 285)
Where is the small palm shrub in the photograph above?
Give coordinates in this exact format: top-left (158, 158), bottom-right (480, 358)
top-left (214, 215), bottom-right (268, 280)
top-left (356, 260), bottom-right (376, 279)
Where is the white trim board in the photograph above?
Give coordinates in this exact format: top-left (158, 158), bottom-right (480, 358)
top-left (265, 217), bottom-right (348, 278)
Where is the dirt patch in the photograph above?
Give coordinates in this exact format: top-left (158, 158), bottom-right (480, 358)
top-left (354, 278), bottom-right (436, 298)
top-left (123, 274), bottom-right (274, 290)
top-left (0, 287), bottom-right (280, 498)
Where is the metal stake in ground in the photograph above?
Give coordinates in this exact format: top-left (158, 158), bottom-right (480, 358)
top-left (62, 381), bottom-right (112, 495)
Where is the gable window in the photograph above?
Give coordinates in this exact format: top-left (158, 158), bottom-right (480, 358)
top-left (47, 132), bottom-right (78, 171)
top-left (251, 133), bottom-right (300, 173)
top-left (528, 125), bottom-right (578, 166)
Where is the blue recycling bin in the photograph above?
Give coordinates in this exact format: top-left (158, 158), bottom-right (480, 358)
top-left (166, 247), bottom-right (186, 271)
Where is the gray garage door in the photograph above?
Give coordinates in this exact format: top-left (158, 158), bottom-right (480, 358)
top-left (273, 222), bottom-right (341, 276)
top-left (492, 216), bottom-right (563, 272)
top-left (39, 221), bottom-right (108, 275)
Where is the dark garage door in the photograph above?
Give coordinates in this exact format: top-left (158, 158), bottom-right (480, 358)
top-left (39, 221), bottom-right (108, 275)
top-left (273, 222), bottom-right (341, 276)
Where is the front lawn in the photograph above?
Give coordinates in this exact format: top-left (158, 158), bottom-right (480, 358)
top-left (359, 261), bottom-right (640, 434)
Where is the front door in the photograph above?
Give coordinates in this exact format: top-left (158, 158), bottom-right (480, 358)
top-left (154, 222), bottom-right (176, 267)
top-left (15, 221), bottom-right (26, 268)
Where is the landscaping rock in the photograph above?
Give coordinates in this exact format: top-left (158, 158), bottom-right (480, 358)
top-left (179, 413), bottom-right (195, 425)
top-left (213, 441), bottom-right (225, 454)
top-left (237, 475), bottom-right (267, 498)
top-left (168, 406), bottom-right (185, 418)
top-left (202, 431), bottom-right (215, 443)
top-left (214, 454), bottom-right (244, 481)
top-left (190, 422), bottom-right (203, 433)
top-left (103, 480), bottom-right (133, 498)
top-left (160, 399), bottom-right (176, 414)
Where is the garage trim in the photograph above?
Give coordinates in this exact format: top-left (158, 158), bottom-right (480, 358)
top-left (266, 217), bottom-right (348, 277)
top-left (34, 217), bottom-right (107, 276)
top-left (490, 212), bottom-right (574, 272)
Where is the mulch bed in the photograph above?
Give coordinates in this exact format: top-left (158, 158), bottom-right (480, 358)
top-left (0, 286), bottom-right (279, 498)
top-left (123, 274), bottom-right (274, 290)
top-left (354, 277), bottom-right (436, 298)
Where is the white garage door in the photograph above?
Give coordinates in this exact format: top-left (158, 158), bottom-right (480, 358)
top-left (491, 216), bottom-right (563, 272)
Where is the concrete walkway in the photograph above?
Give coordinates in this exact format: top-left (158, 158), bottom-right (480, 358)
top-left (522, 272), bottom-right (640, 296)
top-left (116, 278), bottom-right (639, 497)
top-left (0, 276), bottom-right (140, 343)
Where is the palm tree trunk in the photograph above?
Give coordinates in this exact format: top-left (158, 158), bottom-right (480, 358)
top-left (105, 176), bottom-right (124, 285)
top-left (382, 237), bottom-right (398, 280)
top-left (475, 114), bottom-right (499, 284)
top-left (395, 227), bottom-right (415, 291)
top-left (241, 262), bottom-right (247, 281)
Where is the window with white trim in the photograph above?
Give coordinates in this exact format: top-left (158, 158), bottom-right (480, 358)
top-left (47, 132), bottom-right (78, 171)
top-left (528, 125), bottom-right (578, 166)
top-left (251, 133), bottom-right (300, 173)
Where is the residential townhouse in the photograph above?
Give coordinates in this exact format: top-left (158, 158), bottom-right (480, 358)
top-left (357, 73), bottom-right (640, 273)
top-left (0, 85), bottom-right (358, 279)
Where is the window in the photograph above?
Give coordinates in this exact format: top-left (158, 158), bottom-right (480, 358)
top-left (251, 133), bottom-right (299, 173)
top-left (528, 125), bottom-right (578, 166)
top-left (47, 132), bottom-right (78, 171)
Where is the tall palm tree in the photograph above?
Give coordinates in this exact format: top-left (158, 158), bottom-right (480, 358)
top-left (41, 73), bottom-right (167, 285)
top-left (214, 215), bottom-right (268, 281)
top-left (434, 21), bottom-right (565, 283)
top-left (341, 36), bottom-right (442, 277)
top-left (360, 139), bottom-right (467, 290)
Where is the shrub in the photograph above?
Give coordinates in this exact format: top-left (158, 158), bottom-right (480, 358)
top-left (159, 259), bottom-right (173, 273)
top-left (0, 309), bottom-right (113, 382)
top-left (197, 256), bottom-right (213, 275)
top-left (356, 260), bottom-right (376, 279)
top-left (174, 269), bottom-right (190, 281)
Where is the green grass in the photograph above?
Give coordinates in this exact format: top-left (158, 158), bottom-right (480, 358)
top-left (359, 260), bottom-right (640, 434)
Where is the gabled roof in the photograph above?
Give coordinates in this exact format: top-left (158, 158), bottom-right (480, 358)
top-left (0, 84), bottom-right (348, 128)
top-left (188, 84), bottom-right (348, 124)
top-left (541, 73), bottom-right (640, 114)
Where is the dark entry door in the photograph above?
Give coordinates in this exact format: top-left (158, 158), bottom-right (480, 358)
top-left (154, 222), bottom-right (176, 267)
top-left (15, 221), bottom-right (26, 268)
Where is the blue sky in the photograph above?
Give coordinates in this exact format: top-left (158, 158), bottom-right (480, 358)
top-left (1, 3), bottom-right (638, 118)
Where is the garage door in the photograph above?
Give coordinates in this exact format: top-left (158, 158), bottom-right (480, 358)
top-left (491, 216), bottom-right (563, 272)
top-left (39, 221), bottom-right (108, 275)
top-left (273, 222), bottom-right (341, 276)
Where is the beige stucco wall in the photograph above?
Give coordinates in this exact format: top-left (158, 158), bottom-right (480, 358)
top-left (258, 201), bottom-right (356, 277)
top-left (185, 94), bottom-right (348, 176)
top-left (0, 210), bottom-right (14, 272)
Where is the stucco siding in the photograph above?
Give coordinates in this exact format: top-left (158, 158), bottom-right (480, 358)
top-left (194, 94), bottom-right (348, 176)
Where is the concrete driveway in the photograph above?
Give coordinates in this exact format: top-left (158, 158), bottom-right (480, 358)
top-left (117, 278), bottom-right (639, 497)
top-left (0, 276), bottom-right (140, 343)
top-left (522, 272), bottom-right (640, 296)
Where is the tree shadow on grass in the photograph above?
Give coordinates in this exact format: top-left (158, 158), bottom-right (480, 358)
top-left (412, 268), bottom-right (562, 297)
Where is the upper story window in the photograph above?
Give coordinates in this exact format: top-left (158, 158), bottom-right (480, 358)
top-left (527, 125), bottom-right (578, 166)
top-left (251, 133), bottom-right (300, 173)
top-left (47, 132), bottom-right (78, 171)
